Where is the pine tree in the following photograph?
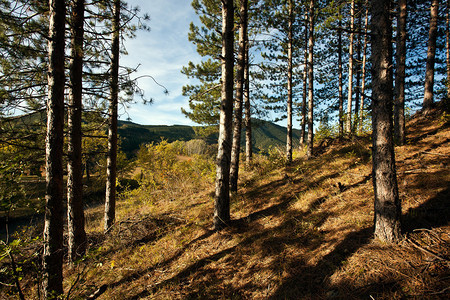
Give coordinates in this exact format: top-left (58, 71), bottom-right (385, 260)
top-left (230, 0), bottom-right (248, 192)
top-left (43, 0), bottom-right (66, 296)
top-left (345, 0), bottom-right (355, 135)
top-left (306, 0), bottom-right (315, 159)
top-left (371, 0), bottom-right (402, 243)
top-left (394, 0), bottom-right (407, 145)
top-left (104, 0), bottom-right (121, 233)
top-left (67, 0), bottom-right (87, 263)
top-left (214, 0), bottom-right (234, 230)
top-left (423, 0), bottom-right (439, 112)
top-left (359, 2), bottom-right (369, 135)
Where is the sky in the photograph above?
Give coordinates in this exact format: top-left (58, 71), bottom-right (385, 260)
top-left (119, 0), bottom-right (200, 126)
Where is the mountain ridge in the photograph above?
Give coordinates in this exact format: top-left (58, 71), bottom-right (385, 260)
top-left (118, 119), bottom-right (302, 156)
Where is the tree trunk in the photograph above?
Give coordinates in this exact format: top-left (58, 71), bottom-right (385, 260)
top-left (354, 1), bottom-right (362, 134)
top-left (394, 0), bottom-right (407, 145)
top-left (300, 11), bottom-right (308, 145)
top-left (423, 0), bottom-right (439, 112)
top-left (306, 0), bottom-right (314, 159)
top-left (244, 34), bottom-right (252, 163)
top-left (214, 0), bottom-right (234, 230)
top-left (371, 0), bottom-right (402, 243)
top-left (104, 0), bottom-right (120, 233)
top-left (359, 4), bottom-right (369, 135)
top-left (230, 0), bottom-right (247, 192)
top-left (43, 0), bottom-right (65, 297)
top-left (286, 0), bottom-right (293, 163)
top-left (67, 0), bottom-right (87, 264)
top-left (346, 0), bottom-right (355, 134)
top-left (338, 9), bottom-right (344, 137)
top-left (447, 0), bottom-right (450, 100)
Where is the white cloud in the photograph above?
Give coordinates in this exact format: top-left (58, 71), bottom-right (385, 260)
top-left (119, 0), bottom-right (201, 125)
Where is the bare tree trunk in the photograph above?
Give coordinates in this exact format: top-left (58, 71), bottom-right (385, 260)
top-left (346, 0), bottom-right (355, 134)
top-left (359, 4), bottom-right (369, 135)
top-left (423, 0), bottom-right (439, 112)
top-left (286, 0), bottom-right (293, 163)
top-left (244, 39), bottom-right (252, 163)
top-left (354, 1), bottom-right (362, 134)
top-left (43, 0), bottom-right (65, 297)
top-left (306, 0), bottom-right (314, 159)
top-left (394, 0), bottom-right (407, 145)
top-left (104, 0), bottom-right (120, 233)
top-left (371, 0), bottom-right (402, 243)
top-left (447, 0), bottom-right (450, 100)
top-left (300, 11), bottom-right (308, 145)
top-left (67, 0), bottom-right (87, 264)
top-left (338, 9), bottom-right (344, 137)
top-left (230, 0), bottom-right (247, 192)
top-left (214, 0), bottom-right (234, 230)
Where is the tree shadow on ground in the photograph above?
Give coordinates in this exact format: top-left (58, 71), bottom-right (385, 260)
top-left (270, 186), bottom-right (450, 299)
top-left (403, 187), bottom-right (450, 232)
top-left (124, 177), bottom-right (342, 299)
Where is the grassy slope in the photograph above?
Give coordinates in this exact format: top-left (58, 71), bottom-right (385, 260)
top-left (5, 109), bottom-right (448, 299)
top-left (66, 109), bottom-right (449, 299)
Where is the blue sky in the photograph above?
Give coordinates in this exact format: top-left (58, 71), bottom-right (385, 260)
top-left (120, 0), bottom-right (200, 126)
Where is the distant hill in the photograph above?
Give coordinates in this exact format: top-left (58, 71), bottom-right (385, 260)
top-left (118, 119), bottom-right (302, 156)
top-left (2, 111), bottom-right (302, 156)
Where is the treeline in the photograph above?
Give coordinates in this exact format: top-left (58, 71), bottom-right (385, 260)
top-left (182, 0), bottom-right (448, 254)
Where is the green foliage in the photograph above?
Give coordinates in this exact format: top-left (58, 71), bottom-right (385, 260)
top-left (315, 120), bottom-right (337, 141)
top-left (0, 145), bottom-right (27, 216)
top-left (135, 140), bottom-right (215, 197)
top-left (0, 230), bottom-right (41, 298)
top-left (247, 145), bottom-right (287, 176)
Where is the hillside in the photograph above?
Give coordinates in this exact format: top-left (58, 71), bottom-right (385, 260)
top-left (2, 112), bottom-right (301, 156)
top-left (118, 119), bottom-right (301, 156)
top-left (1, 108), bottom-right (448, 299)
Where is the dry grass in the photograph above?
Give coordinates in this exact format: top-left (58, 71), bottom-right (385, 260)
top-left (1, 108), bottom-right (449, 299)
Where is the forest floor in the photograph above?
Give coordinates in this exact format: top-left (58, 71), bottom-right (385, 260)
top-left (2, 107), bottom-right (449, 299)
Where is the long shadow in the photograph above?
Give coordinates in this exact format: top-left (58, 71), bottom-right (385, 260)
top-left (269, 190), bottom-right (450, 299)
top-left (269, 226), bottom-right (373, 299)
top-left (127, 243), bottom-right (239, 300)
top-left (87, 215), bottom-right (185, 260)
top-left (125, 184), bottom-right (336, 299)
top-left (86, 229), bottom-right (215, 298)
top-left (403, 187), bottom-right (450, 232)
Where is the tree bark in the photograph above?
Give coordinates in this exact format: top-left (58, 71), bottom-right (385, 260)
top-left (244, 39), bottom-right (253, 163)
top-left (346, 0), bottom-right (355, 135)
top-left (359, 4), bottom-right (369, 135)
top-left (306, 0), bottom-right (314, 159)
top-left (354, 1), bottom-right (362, 134)
top-left (447, 0), bottom-right (450, 100)
top-left (104, 0), bottom-right (120, 233)
top-left (371, 0), bottom-right (402, 243)
top-left (43, 0), bottom-right (65, 297)
top-left (394, 0), bottom-right (407, 145)
top-left (338, 9), bottom-right (344, 137)
top-left (214, 0), bottom-right (234, 230)
top-left (67, 0), bottom-right (87, 264)
top-left (244, 34), bottom-right (252, 163)
top-left (286, 0), bottom-right (293, 163)
top-left (300, 11), bottom-right (308, 145)
top-left (230, 0), bottom-right (247, 192)
top-left (423, 0), bottom-right (439, 112)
